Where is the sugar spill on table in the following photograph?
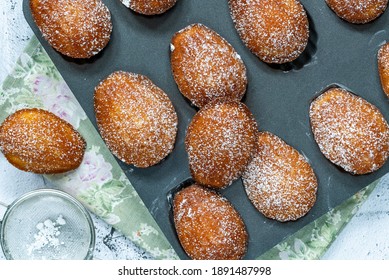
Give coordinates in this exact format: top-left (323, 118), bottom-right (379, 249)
top-left (91, 213), bottom-right (152, 260)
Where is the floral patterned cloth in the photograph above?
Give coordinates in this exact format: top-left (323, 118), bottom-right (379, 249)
top-left (0, 36), bottom-right (385, 260)
top-left (0, 36), bottom-right (177, 260)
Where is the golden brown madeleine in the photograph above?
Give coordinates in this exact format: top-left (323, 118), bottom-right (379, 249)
top-left (171, 23), bottom-right (247, 108)
top-left (30, 0), bottom-right (112, 58)
top-left (242, 132), bottom-right (317, 222)
top-left (185, 99), bottom-right (258, 189)
top-left (127, 0), bottom-right (177, 15)
top-left (229, 0), bottom-right (309, 64)
top-left (310, 87), bottom-right (389, 174)
top-left (378, 42), bottom-right (389, 97)
top-left (325, 0), bottom-right (388, 24)
top-left (0, 108), bottom-right (86, 174)
top-left (94, 71), bottom-right (178, 168)
top-left (173, 184), bottom-right (248, 260)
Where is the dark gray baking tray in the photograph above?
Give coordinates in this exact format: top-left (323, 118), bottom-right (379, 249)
top-left (23, 0), bottom-right (389, 259)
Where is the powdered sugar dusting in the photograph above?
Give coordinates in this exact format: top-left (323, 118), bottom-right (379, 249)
top-left (242, 132), bottom-right (317, 222)
top-left (185, 99), bottom-right (258, 188)
top-left (27, 215), bottom-right (67, 257)
top-left (94, 71), bottom-right (178, 168)
top-left (173, 184), bottom-right (247, 260)
top-left (171, 23), bottom-right (247, 108)
top-left (325, 0), bottom-right (388, 24)
top-left (0, 108), bottom-right (86, 174)
top-left (30, 0), bottom-right (112, 58)
top-left (229, 0), bottom-right (309, 64)
top-left (127, 0), bottom-right (177, 15)
top-left (310, 87), bottom-right (389, 174)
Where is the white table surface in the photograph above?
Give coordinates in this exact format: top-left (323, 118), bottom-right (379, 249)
top-left (1, 0), bottom-right (389, 260)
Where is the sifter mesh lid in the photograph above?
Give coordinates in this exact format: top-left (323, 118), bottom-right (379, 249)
top-left (0, 189), bottom-right (95, 260)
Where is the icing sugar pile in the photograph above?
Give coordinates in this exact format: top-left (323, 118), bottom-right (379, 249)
top-left (27, 215), bottom-right (66, 256)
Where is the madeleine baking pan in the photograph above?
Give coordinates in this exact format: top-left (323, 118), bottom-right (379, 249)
top-left (23, 0), bottom-right (389, 259)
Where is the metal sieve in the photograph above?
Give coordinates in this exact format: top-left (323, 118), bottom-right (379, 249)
top-left (0, 189), bottom-right (95, 260)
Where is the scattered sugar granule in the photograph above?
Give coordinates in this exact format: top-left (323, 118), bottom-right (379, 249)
top-left (27, 215), bottom-right (66, 256)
